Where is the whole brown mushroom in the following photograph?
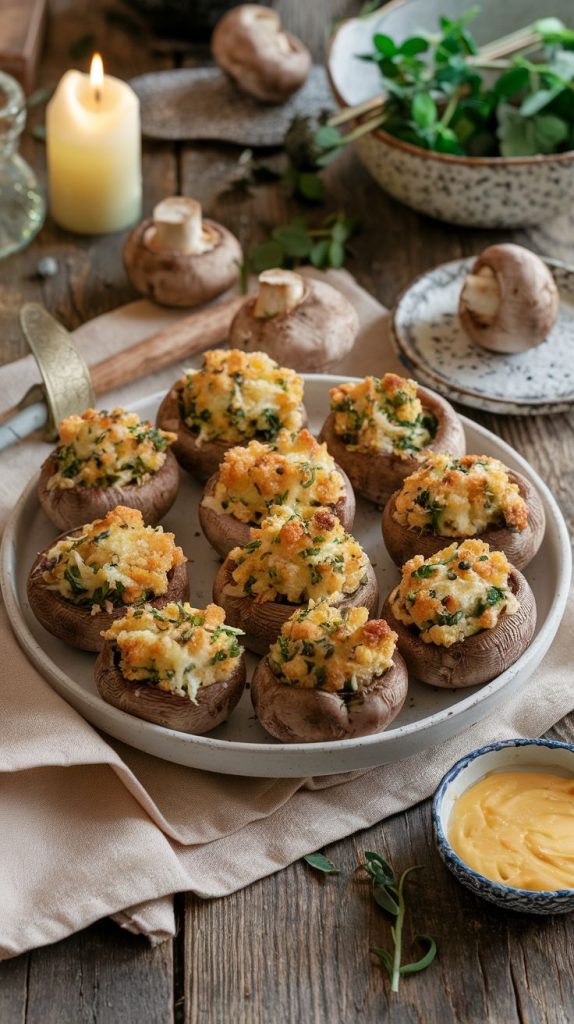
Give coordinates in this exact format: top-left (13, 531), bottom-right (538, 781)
top-left (319, 384), bottom-right (465, 507)
top-left (230, 269), bottom-right (359, 373)
top-left (123, 196), bottom-right (241, 308)
top-left (381, 570), bottom-right (536, 689)
top-left (212, 5), bottom-right (311, 104)
top-left (95, 642), bottom-right (246, 734)
top-left (382, 468), bottom-right (545, 572)
top-left (459, 244), bottom-right (559, 354)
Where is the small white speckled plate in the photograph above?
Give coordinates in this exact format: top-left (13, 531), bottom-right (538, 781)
top-left (392, 257), bottom-right (574, 415)
top-left (1, 377), bottom-right (570, 777)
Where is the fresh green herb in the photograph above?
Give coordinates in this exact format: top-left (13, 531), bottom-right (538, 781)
top-left (245, 211), bottom-right (359, 282)
top-left (411, 564), bottom-right (438, 579)
top-left (303, 852), bottom-right (340, 874)
top-left (318, 13), bottom-right (574, 161)
top-left (363, 852), bottom-right (437, 993)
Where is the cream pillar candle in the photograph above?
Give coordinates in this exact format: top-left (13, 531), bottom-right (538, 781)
top-left (46, 55), bottom-right (142, 235)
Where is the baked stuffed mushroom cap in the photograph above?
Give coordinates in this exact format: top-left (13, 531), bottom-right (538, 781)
top-left (382, 460), bottom-right (545, 571)
top-left (381, 540), bottom-right (536, 688)
top-left (200, 463), bottom-right (356, 559)
top-left (319, 374), bottom-right (465, 507)
top-left (250, 601), bottom-right (408, 742)
top-left (156, 350), bottom-right (306, 482)
top-left (38, 408), bottom-right (180, 531)
top-left (95, 602), bottom-right (246, 733)
top-left (39, 449), bottom-right (180, 531)
top-left (27, 507), bottom-right (188, 652)
top-left (213, 556), bottom-right (379, 655)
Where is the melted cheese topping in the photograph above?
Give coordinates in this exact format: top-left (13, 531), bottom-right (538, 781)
top-left (43, 506), bottom-right (186, 611)
top-left (103, 602), bottom-right (243, 703)
top-left (47, 408), bottom-right (176, 490)
top-left (330, 373), bottom-right (436, 457)
top-left (201, 429), bottom-right (345, 524)
top-left (227, 506), bottom-right (369, 605)
top-left (448, 770), bottom-right (574, 891)
top-left (268, 598), bottom-right (397, 692)
top-left (394, 453), bottom-right (528, 537)
top-left (389, 538), bottom-right (519, 647)
top-left (179, 349), bottom-right (304, 444)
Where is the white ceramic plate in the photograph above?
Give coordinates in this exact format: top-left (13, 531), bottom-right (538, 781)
top-left (392, 257), bottom-right (574, 415)
top-left (1, 376), bottom-right (570, 777)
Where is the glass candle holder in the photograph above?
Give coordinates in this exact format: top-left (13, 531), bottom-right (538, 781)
top-left (0, 71), bottom-right (45, 259)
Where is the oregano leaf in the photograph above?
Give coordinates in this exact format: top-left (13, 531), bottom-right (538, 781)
top-left (303, 853), bottom-right (340, 874)
top-left (399, 936), bottom-right (438, 974)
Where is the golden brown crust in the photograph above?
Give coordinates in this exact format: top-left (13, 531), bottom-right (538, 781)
top-left (27, 541), bottom-right (189, 653)
top-left (318, 387), bottom-right (466, 507)
top-left (212, 558), bottom-right (379, 655)
top-left (95, 642), bottom-right (246, 733)
top-left (198, 463), bottom-right (356, 558)
top-left (156, 385), bottom-right (308, 483)
top-left (37, 450), bottom-right (180, 531)
top-left (381, 569), bottom-right (536, 688)
top-left (250, 649), bottom-right (408, 742)
top-left (382, 470), bottom-right (545, 571)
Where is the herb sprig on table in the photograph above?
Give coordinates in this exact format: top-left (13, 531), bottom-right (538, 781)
top-left (320, 11), bottom-right (574, 159)
top-left (304, 849), bottom-right (437, 993)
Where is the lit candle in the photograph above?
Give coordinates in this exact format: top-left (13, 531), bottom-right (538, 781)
top-left (46, 55), bottom-right (142, 235)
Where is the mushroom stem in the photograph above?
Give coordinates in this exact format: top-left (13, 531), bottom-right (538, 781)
top-left (150, 197), bottom-right (215, 255)
top-left (253, 269), bottom-right (306, 319)
top-left (459, 266), bottom-right (501, 327)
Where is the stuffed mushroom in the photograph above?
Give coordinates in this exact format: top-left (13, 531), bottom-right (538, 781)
top-left (199, 428), bottom-right (355, 558)
top-left (96, 601), bottom-right (246, 733)
top-left (213, 505), bottom-right (379, 655)
top-left (38, 407), bottom-right (179, 531)
top-left (27, 506), bottom-right (188, 652)
top-left (382, 453), bottom-right (545, 571)
top-left (156, 348), bottom-right (306, 481)
top-left (319, 372), bottom-right (465, 506)
top-left (251, 598), bottom-right (408, 743)
top-left (381, 538), bottom-right (536, 688)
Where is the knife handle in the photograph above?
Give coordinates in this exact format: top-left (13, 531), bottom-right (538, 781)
top-left (89, 294), bottom-right (245, 397)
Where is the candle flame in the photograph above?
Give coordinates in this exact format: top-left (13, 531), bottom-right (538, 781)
top-left (90, 53), bottom-right (104, 100)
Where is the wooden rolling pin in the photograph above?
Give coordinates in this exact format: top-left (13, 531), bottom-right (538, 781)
top-left (90, 293), bottom-right (245, 394)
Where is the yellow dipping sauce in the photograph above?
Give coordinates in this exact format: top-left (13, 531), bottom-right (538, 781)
top-left (448, 770), bottom-right (574, 891)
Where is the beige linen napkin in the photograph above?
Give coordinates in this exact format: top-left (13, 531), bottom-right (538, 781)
top-left (0, 270), bottom-right (572, 959)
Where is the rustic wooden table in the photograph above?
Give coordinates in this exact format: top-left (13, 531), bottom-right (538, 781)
top-left (1, 1), bottom-right (573, 1021)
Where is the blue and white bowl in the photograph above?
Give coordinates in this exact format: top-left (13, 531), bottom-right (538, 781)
top-left (433, 738), bottom-right (574, 915)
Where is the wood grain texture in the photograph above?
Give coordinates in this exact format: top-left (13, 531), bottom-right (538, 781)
top-left (1, 0), bottom-right (574, 1020)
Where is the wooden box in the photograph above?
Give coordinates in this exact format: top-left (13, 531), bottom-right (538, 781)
top-left (0, 0), bottom-right (47, 94)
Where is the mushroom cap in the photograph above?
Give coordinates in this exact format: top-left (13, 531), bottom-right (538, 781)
top-left (95, 642), bottom-right (246, 734)
top-left (250, 650), bottom-right (408, 743)
top-left (156, 383), bottom-right (308, 482)
top-left (38, 449), bottom-right (180, 532)
top-left (382, 469), bottom-right (545, 572)
top-left (198, 462), bottom-right (356, 558)
top-left (230, 277), bottom-right (359, 373)
top-left (212, 557), bottom-right (379, 655)
top-left (381, 568), bottom-right (536, 689)
top-left (211, 5), bottom-right (311, 104)
top-left (123, 218), bottom-right (241, 308)
top-left (319, 387), bottom-right (466, 507)
top-left (27, 547), bottom-right (189, 653)
top-left (459, 243), bottom-right (559, 354)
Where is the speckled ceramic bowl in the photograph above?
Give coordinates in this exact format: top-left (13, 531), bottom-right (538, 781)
top-left (327, 0), bottom-right (574, 228)
top-left (433, 739), bottom-right (574, 915)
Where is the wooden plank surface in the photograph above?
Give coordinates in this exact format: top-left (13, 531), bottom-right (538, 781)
top-left (1, 0), bottom-right (574, 1021)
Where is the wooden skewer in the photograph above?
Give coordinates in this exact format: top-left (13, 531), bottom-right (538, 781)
top-left (89, 294), bottom-right (245, 395)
